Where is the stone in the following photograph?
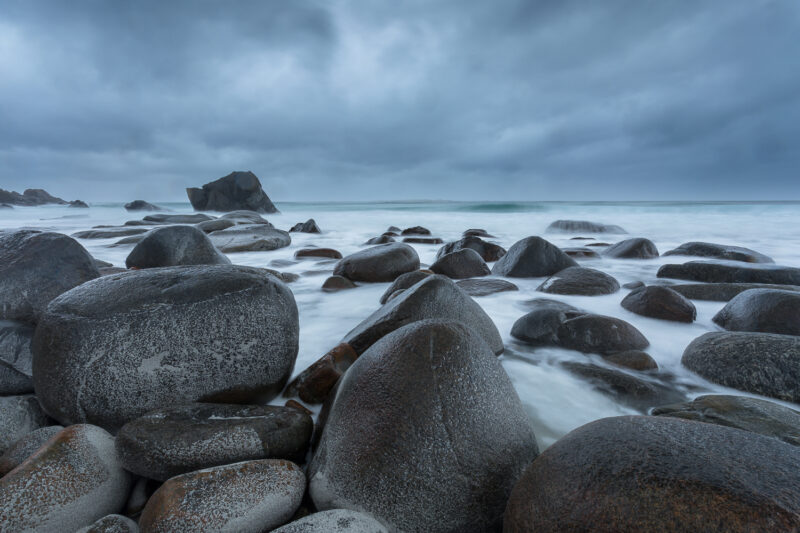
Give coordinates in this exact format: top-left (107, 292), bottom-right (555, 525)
top-left (402, 237), bottom-right (443, 244)
top-left (557, 314), bottom-right (649, 355)
top-left (536, 266), bottom-right (620, 296)
top-left (0, 425), bottom-right (63, 475)
top-left (0, 188), bottom-right (68, 206)
top-left (712, 288), bottom-right (800, 335)
top-left (143, 213), bottom-right (214, 224)
top-left (295, 248), bottom-right (342, 259)
top-left (667, 282), bottom-right (800, 301)
top-left (322, 275), bottom-right (357, 292)
top-left (430, 248), bottom-right (491, 279)
top-left (0, 203), bottom-right (12, 209)
top-left (139, 459), bottom-right (305, 533)
top-left (491, 236), bottom-right (577, 278)
top-left (0, 394), bottom-right (50, 454)
top-left (455, 278), bottom-right (519, 297)
top-left (124, 200), bottom-right (164, 212)
top-left (309, 320), bottom-right (539, 533)
top-left (284, 343), bottom-right (359, 404)
top-left (604, 350), bottom-right (658, 371)
top-left (623, 280), bottom-right (645, 289)
top-left (663, 241), bottom-right (773, 263)
top-left (561, 362), bottom-right (683, 410)
top-left (621, 285), bottom-right (696, 322)
top-left (657, 260), bottom-right (800, 285)
top-left (208, 224), bottom-right (291, 252)
top-left (546, 220), bottom-right (626, 233)
top-left (186, 171), bottom-right (279, 213)
top-left (290, 219), bottom-right (322, 233)
top-left (125, 225), bottom-right (231, 269)
top-left (73, 227), bottom-right (149, 239)
top-left (0, 230), bottom-right (100, 323)
top-left (603, 237), bottom-right (659, 259)
top-left (436, 236), bottom-right (506, 262)
top-left (0, 320), bottom-right (35, 394)
top-left (510, 299), bottom-right (585, 346)
top-left (386, 226), bottom-right (401, 233)
top-left (400, 226), bottom-right (430, 235)
top-left (365, 235), bottom-right (394, 245)
top-left (220, 210), bottom-right (272, 224)
top-left (116, 403), bottom-right (313, 481)
top-left (69, 200), bottom-right (89, 208)
top-left (75, 514), bottom-right (139, 533)
top-left (561, 247), bottom-right (600, 259)
top-left (682, 332), bottom-right (800, 402)
top-left (334, 243), bottom-right (420, 283)
top-left (463, 228), bottom-right (495, 238)
top-left (33, 265), bottom-right (299, 431)
top-left (195, 218), bottom-right (236, 233)
top-left (504, 416), bottom-right (800, 532)
top-left (0, 424), bottom-right (132, 533)
top-left (379, 271), bottom-right (431, 304)
top-left (272, 509), bottom-right (388, 533)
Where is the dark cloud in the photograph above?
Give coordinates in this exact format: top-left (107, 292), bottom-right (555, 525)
top-left (0, 0), bottom-right (798, 201)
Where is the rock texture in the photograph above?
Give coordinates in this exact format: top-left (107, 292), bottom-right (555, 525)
top-left (621, 285), bottom-right (696, 322)
top-left (0, 424), bottom-right (63, 475)
top-left (712, 288), bottom-right (800, 335)
top-left (379, 271), bottom-right (431, 304)
top-left (663, 241), bottom-right (773, 263)
top-left (455, 278), bottom-right (519, 297)
top-left (334, 243), bottom-right (420, 282)
top-left (125, 225), bottom-right (230, 268)
top-left (0, 320), bottom-right (35, 394)
top-left (0, 394), bottom-right (50, 454)
top-left (536, 266), bottom-right (619, 296)
top-left (186, 171), bottom-right (279, 213)
top-left (668, 282), bottom-right (800, 301)
top-left (75, 514), bottom-right (139, 533)
top-left (491, 236), bottom-right (577, 278)
top-left (557, 314), bottom-right (650, 355)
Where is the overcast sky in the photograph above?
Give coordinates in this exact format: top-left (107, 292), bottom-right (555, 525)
top-left (1, 0), bottom-right (799, 202)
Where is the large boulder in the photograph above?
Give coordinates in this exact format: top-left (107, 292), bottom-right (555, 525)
top-left (0, 394), bottom-right (50, 454)
top-left (546, 220), bottom-right (626, 233)
top-left (342, 275), bottom-right (503, 354)
top-left (186, 171), bottom-right (279, 213)
top-left (621, 285), bottom-right (696, 322)
top-left (208, 224), bottom-right (291, 252)
top-left (334, 243), bottom-right (420, 282)
top-left (682, 332), bottom-right (800, 402)
top-left (0, 424), bottom-right (63, 475)
top-left (0, 230), bottom-right (100, 323)
top-left (510, 300), bottom-right (585, 346)
top-left (602, 237), bottom-right (659, 259)
top-left (663, 241), bottom-right (773, 263)
top-left (712, 288), bottom-right (800, 335)
top-left (139, 459), bottom-right (305, 533)
top-left (0, 424), bottom-right (132, 533)
top-left (491, 237), bottom-right (577, 278)
top-left (557, 314), bottom-right (649, 354)
top-left (290, 218), bottom-right (321, 233)
top-left (657, 260), bottom-right (800, 285)
top-left (667, 282), bottom-right (800, 301)
top-left (309, 320), bottom-right (539, 532)
top-left (430, 248), bottom-right (491, 279)
top-left (536, 266), bottom-right (619, 296)
top-left (0, 320), bottom-right (35, 394)
top-left (142, 213), bottom-right (213, 224)
top-left (272, 510), bottom-right (388, 533)
top-left (33, 265), bottom-right (299, 431)
top-left (124, 200), bottom-right (164, 212)
top-left (75, 514), bottom-right (139, 533)
top-left (504, 415), bottom-right (800, 532)
top-left (125, 225), bottom-right (231, 269)
top-left (116, 403), bottom-right (312, 481)
top-left (379, 270), bottom-right (431, 304)
top-left (435, 236), bottom-right (506, 262)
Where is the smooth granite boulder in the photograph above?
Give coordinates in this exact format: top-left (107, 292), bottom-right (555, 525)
top-left (322, 275), bottom-right (357, 292)
top-left (75, 514), bottom-right (139, 533)
top-left (272, 510), bottom-right (388, 533)
top-left (0, 424), bottom-right (63, 475)
top-left (455, 278), bottom-right (519, 297)
top-left (536, 266), bottom-right (619, 296)
top-left (124, 200), bottom-right (164, 212)
top-left (668, 282), bottom-right (800, 302)
top-left (604, 350), bottom-right (658, 371)
top-left (430, 248), bottom-right (491, 279)
top-left (295, 248), bottom-right (342, 259)
top-left (365, 235), bottom-right (393, 245)
top-left (657, 260), bottom-right (800, 285)
top-left (510, 299), bottom-right (585, 346)
top-left (290, 218), bottom-right (321, 233)
top-left (621, 285), bottom-right (696, 322)
top-left (400, 226), bottom-right (430, 235)
top-left (74, 228), bottom-right (150, 239)
top-left (603, 237), bottom-right (659, 259)
top-left (208, 224), bottom-right (291, 252)
top-left (0, 394), bottom-right (50, 454)
top-left (186, 171), bottom-right (279, 213)
top-left (33, 265), bottom-right (299, 431)
top-left (546, 220), bottom-right (626, 233)
top-left (712, 288), bottom-right (800, 335)
top-left (142, 213), bottom-right (213, 224)
top-left (334, 243), bottom-right (420, 283)
top-left (195, 218), bottom-right (235, 233)
top-left (491, 236), bottom-right (577, 278)
top-left (436, 236), bottom-right (506, 262)
top-left (663, 241), bottom-right (773, 263)
top-left (220, 210), bottom-right (272, 224)
top-left (378, 271), bottom-right (431, 304)
top-left (0, 320), bottom-right (35, 394)
top-left (557, 314), bottom-right (650, 355)
top-left (310, 320), bottom-right (539, 533)
top-left (125, 225), bottom-right (231, 269)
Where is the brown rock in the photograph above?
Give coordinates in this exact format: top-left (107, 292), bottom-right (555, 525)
top-left (283, 343), bottom-right (359, 404)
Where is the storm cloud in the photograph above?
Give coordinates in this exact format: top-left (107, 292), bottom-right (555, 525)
top-left (1, 0), bottom-right (799, 201)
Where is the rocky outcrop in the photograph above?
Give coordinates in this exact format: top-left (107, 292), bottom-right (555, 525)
top-left (491, 237), bottom-right (577, 278)
top-left (663, 241), bottom-right (773, 263)
top-left (186, 171), bottom-right (279, 213)
top-left (124, 200), bottom-right (165, 212)
top-left (0, 188), bottom-right (81, 206)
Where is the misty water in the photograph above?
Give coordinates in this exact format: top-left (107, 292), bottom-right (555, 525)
top-left (5, 200), bottom-right (800, 450)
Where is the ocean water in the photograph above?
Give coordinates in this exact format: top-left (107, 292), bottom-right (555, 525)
top-left (4, 200), bottom-right (800, 449)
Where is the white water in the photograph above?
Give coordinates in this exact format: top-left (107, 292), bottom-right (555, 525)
top-left (4, 201), bottom-right (800, 449)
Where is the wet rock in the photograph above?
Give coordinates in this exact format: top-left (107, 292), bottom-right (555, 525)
top-left (75, 514), bottom-right (139, 533)
top-left (99, 267), bottom-right (130, 276)
top-left (0, 187), bottom-right (68, 206)
top-left (0, 230), bottom-right (100, 323)
top-left (73, 227), bottom-right (149, 239)
top-left (334, 243), bottom-right (419, 282)
top-left (536, 266), bottom-right (619, 296)
top-left (309, 320), bottom-right (539, 533)
top-left (561, 362), bottom-right (683, 410)
top-left (343, 275), bottom-right (503, 354)
top-left (195, 218), bottom-right (235, 233)
top-left (143, 213), bottom-right (214, 224)
top-left (400, 226), bottom-right (430, 235)
top-left (379, 271), bottom-right (431, 304)
top-left (586, 242), bottom-right (611, 247)
top-left (436, 236), bottom-right (506, 262)
top-left (69, 200), bottom-right (89, 208)
top-left (208, 224), bottom-right (291, 252)
top-left (383, 231), bottom-right (398, 236)
top-left (557, 314), bottom-right (649, 354)
top-left (0, 424), bottom-right (132, 533)
top-left (0, 320), bottom-right (35, 394)
top-left (621, 285), bottom-right (696, 322)
top-left (491, 236), bottom-right (577, 278)
top-left (0, 424), bottom-right (63, 475)
top-left (220, 210), bottom-right (271, 224)
top-left (110, 234), bottom-right (147, 247)
top-left (186, 170), bottom-right (279, 213)
top-left (0, 203), bottom-right (12, 209)
top-left (322, 275), bottom-right (357, 292)
top-left (657, 260), bottom-right (800, 285)
top-left (116, 403), bottom-right (312, 481)
top-left (712, 288), bottom-right (800, 335)
top-left (603, 237), bottom-right (659, 259)
top-left (284, 343), bottom-right (359, 404)
top-left (430, 248), bottom-right (491, 279)
top-left (124, 225), bottom-right (230, 269)
top-left (463, 228), bottom-right (495, 238)
top-left (546, 219), bottom-right (626, 233)
top-left (682, 332), bottom-right (800, 403)
top-left (0, 394), bottom-right (50, 454)
top-left (510, 299), bottom-right (585, 346)
top-left (604, 350), bottom-right (658, 371)
top-left (623, 280), bottom-right (645, 289)
top-left (668, 282), bottom-right (800, 301)
top-left (456, 278), bottom-right (519, 297)
top-left (402, 237), bottom-right (443, 244)
top-left (139, 459), bottom-right (305, 532)
top-left (365, 235), bottom-right (394, 245)
top-left (33, 265), bottom-right (299, 431)
top-left (272, 509), bottom-right (388, 533)
top-left (561, 247), bottom-right (600, 259)
top-left (663, 241), bottom-right (773, 263)
top-left (504, 415), bottom-right (800, 533)
top-left (295, 247), bottom-right (342, 259)
top-left (386, 226), bottom-right (401, 233)
top-left (290, 219), bottom-right (322, 233)
top-left (124, 200), bottom-right (164, 212)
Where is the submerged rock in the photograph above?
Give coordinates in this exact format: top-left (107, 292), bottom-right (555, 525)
top-left (334, 243), bottom-right (420, 282)
top-left (621, 285), bottom-right (696, 322)
top-left (124, 200), bottom-right (164, 212)
top-left (491, 236), bottom-right (577, 278)
top-left (272, 510), bottom-right (388, 533)
top-left (604, 350), bottom-right (658, 371)
top-left (603, 237), bottom-right (659, 259)
top-left (208, 224), bottom-right (291, 252)
top-left (657, 260), bottom-right (800, 285)
top-left (536, 266), bottom-right (619, 296)
top-left (290, 218), bottom-right (321, 233)
top-left (143, 213), bottom-right (214, 224)
top-left (186, 170), bottom-right (279, 213)
top-left (125, 225), bottom-right (230, 268)
top-left (668, 282), bottom-right (800, 301)
top-left (546, 220), bottom-right (626, 233)
top-left (436, 236), bottom-right (506, 262)
top-left (561, 362), bottom-right (683, 410)
top-left (663, 241), bottom-right (773, 263)
top-left (455, 278), bottom-right (519, 297)
top-left (73, 227), bottom-right (149, 239)
top-left (430, 248), bottom-right (491, 279)
top-left (712, 288), bottom-right (800, 335)
top-left (322, 275), bottom-right (357, 292)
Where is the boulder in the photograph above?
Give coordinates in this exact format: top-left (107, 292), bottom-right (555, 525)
top-left (73, 227), bottom-right (149, 239)
top-left (186, 171), bottom-right (279, 213)
top-left (125, 225), bottom-right (230, 269)
top-left (682, 332), bottom-right (800, 403)
top-left (0, 424), bottom-right (132, 533)
top-left (272, 510), bottom-right (388, 533)
top-left (334, 243), bottom-right (419, 283)
top-left (430, 248), bottom-right (491, 279)
top-left (379, 270), bottom-right (431, 304)
top-left (712, 289), bottom-right (800, 335)
top-left (436, 236), bottom-right (506, 262)
top-left (603, 237), bottom-right (659, 259)
top-left (0, 394), bottom-right (50, 454)
top-left (139, 459), bottom-right (305, 533)
top-left (0, 188), bottom-right (68, 206)
top-left (290, 219), bottom-right (321, 233)
top-left (561, 362), bottom-right (683, 410)
top-left (0, 320), bottom-right (35, 394)
top-left (309, 320), bottom-right (539, 533)
top-left (295, 248), bottom-right (342, 259)
top-left (604, 350), bottom-right (658, 371)
top-left (536, 266), bottom-right (619, 296)
top-left (621, 285), bottom-right (696, 322)
top-left (463, 228), bottom-right (495, 238)
top-left (561, 247), bottom-right (600, 259)
top-left (143, 213), bottom-right (214, 224)
top-left (402, 237), bottom-right (443, 244)
top-left (491, 236), bottom-right (577, 278)
top-left (69, 200), bottom-right (89, 208)
top-left (557, 314), bottom-right (649, 354)
top-left (220, 210), bottom-right (271, 224)
top-left (0, 230), bottom-right (100, 323)
top-left (124, 200), bottom-right (164, 212)
top-left (0, 424), bottom-right (63, 475)
top-left (196, 218), bottom-right (236, 233)
top-left (657, 260), bottom-right (800, 285)
top-left (33, 265), bottom-right (299, 431)
top-left (75, 514), bottom-right (139, 533)
top-left (505, 416), bottom-right (800, 532)
top-left (668, 282), bottom-right (800, 302)
top-left (322, 275), bottom-right (357, 292)
top-left (208, 224), bottom-right (291, 252)
top-left (510, 299), bottom-right (585, 346)
top-left (546, 220), bottom-right (626, 233)
top-left (455, 278), bottom-right (519, 297)
top-left (663, 241), bottom-right (773, 263)
top-left (342, 275), bottom-right (503, 354)
top-left (400, 226), bottom-right (430, 235)
top-left (365, 235), bottom-right (394, 245)
top-left (283, 343), bottom-right (359, 405)
top-left (0, 203), bottom-right (12, 209)
top-left (116, 403), bottom-right (312, 481)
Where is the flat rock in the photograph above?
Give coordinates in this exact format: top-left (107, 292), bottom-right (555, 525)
top-left (0, 424), bottom-right (63, 475)
top-left (436, 236), bottom-right (506, 262)
top-left (186, 171), bottom-right (279, 213)
top-left (602, 237), bottom-right (659, 259)
top-left (143, 213), bottom-right (214, 224)
top-left (196, 218), bottom-right (236, 233)
top-left (712, 288), bottom-right (800, 335)
top-left (125, 225), bottom-right (231, 268)
top-left (657, 260), bottom-right (800, 285)
top-left (430, 248), bottom-right (491, 279)
top-left (491, 236), bottom-right (577, 278)
top-left (546, 220), bottom-right (626, 233)
top-left (290, 218), bottom-right (321, 233)
top-left (208, 224), bottom-right (291, 252)
top-left (0, 394), bottom-right (50, 454)
top-left (557, 314), bottom-right (649, 355)
top-left (124, 200), bottom-right (164, 212)
top-left (455, 278), bottom-right (519, 297)
top-left (73, 227), bottom-right (149, 239)
top-left (621, 285), bottom-right (696, 322)
top-left (663, 241), bottom-right (773, 263)
top-left (400, 226), bottom-right (430, 235)
top-left (295, 248), bottom-right (342, 259)
top-left (75, 514), bottom-right (139, 533)
top-left (272, 510), bottom-right (388, 533)
top-left (463, 228), bottom-right (495, 238)
top-left (334, 243), bottom-right (420, 282)
top-left (0, 320), bottom-right (35, 394)
top-left (536, 266), bottom-right (619, 296)
top-left (402, 237), bottom-right (443, 244)
top-left (668, 282), bottom-right (800, 301)
top-left (220, 210), bottom-right (272, 224)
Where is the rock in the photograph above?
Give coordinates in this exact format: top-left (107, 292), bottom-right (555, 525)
top-left (309, 320), bottom-right (539, 533)
top-left (379, 271), bottom-right (431, 304)
top-left (295, 248), bottom-right (342, 259)
top-left (0, 394), bottom-right (50, 454)
top-left (386, 226), bottom-right (401, 233)
top-left (322, 275), bottom-right (357, 292)
top-left (0, 203), bottom-right (12, 209)
top-left (436, 236), bottom-right (506, 262)
top-left (402, 237), bottom-right (443, 244)
top-left (365, 235), bottom-right (394, 245)
top-left (383, 231), bottom-right (398, 236)
top-left (99, 267), bottom-right (130, 276)
top-left (510, 299), bottom-right (585, 346)
top-left (284, 343), bottom-right (359, 404)
top-left (546, 220), bottom-right (626, 233)
top-left (463, 228), bottom-right (495, 238)
top-left (712, 288), bottom-right (800, 335)
top-left (125, 225), bottom-right (231, 269)
top-left (586, 242), bottom-right (611, 247)
top-left (0, 424), bottom-right (132, 533)
top-left (536, 266), bottom-right (619, 296)
top-left (430, 248), bottom-right (491, 279)
top-left (33, 265), bottom-right (299, 431)
top-left (208, 224), bottom-right (291, 252)
top-left (116, 403), bottom-right (312, 481)
top-left (290, 219), bottom-right (322, 233)
top-left (623, 280), bottom-right (645, 289)
top-left (0, 320), bottom-right (35, 394)
top-left (75, 514), bottom-right (139, 533)
top-left (342, 275), bottom-right (504, 355)
top-left (603, 237), bottom-right (659, 259)
top-left (139, 459), bottom-right (305, 533)
top-left (561, 362), bottom-right (683, 410)
top-left (273, 510), bottom-right (388, 533)
top-left (400, 226), bottom-right (430, 235)
top-left (195, 218), bottom-right (235, 233)
top-left (0, 188), bottom-right (68, 206)
top-left (455, 278), bottom-right (519, 297)
top-left (664, 241), bottom-right (773, 263)
top-left (668, 282), bottom-right (800, 301)
top-left (682, 332), bottom-right (800, 403)
top-left (0, 231), bottom-right (100, 323)
top-left (220, 210), bottom-right (272, 224)
top-left (561, 247), bottom-right (600, 259)
top-left (657, 260), bottom-right (800, 285)
top-left (334, 243), bottom-right (419, 283)
top-left (621, 285), bottom-right (696, 322)
top-left (73, 227), bottom-right (149, 239)
top-left (0, 425), bottom-right (63, 475)
top-left (143, 213), bottom-right (214, 224)
top-left (558, 314), bottom-right (649, 354)
top-left (94, 258), bottom-right (113, 268)
top-left (110, 234), bottom-right (147, 247)
top-left (69, 200), bottom-right (89, 208)
top-left (604, 350), bottom-right (658, 371)
top-left (124, 200), bottom-right (164, 212)
top-left (491, 236), bottom-right (577, 278)
top-left (186, 171), bottom-right (279, 213)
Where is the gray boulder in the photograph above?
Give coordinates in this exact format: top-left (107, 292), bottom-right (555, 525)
top-left (124, 200), bottom-right (164, 212)
top-left (436, 236), bottom-right (506, 262)
top-left (712, 288), bottom-right (800, 335)
top-left (603, 237), bottom-right (659, 259)
top-left (510, 299), bottom-right (585, 346)
top-left (208, 224), bottom-right (291, 252)
top-left (334, 243), bottom-right (420, 283)
top-left (187, 171), bottom-right (279, 213)
top-left (220, 210), bottom-right (272, 224)
top-left (290, 218), bottom-right (322, 233)
top-left (546, 220), bottom-right (626, 233)
top-left (667, 282), bottom-right (800, 301)
top-left (491, 236), bottom-right (577, 278)
top-left (75, 514), bottom-right (139, 533)
top-left (0, 320), bottom-right (35, 394)
top-left (430, 248), bottom-right (491, 279)
top-left (455, 278), bottom-right (519, 297)
top-left (379, 271), bottom-right (431, 304)
top-left (0, 424), bottom-right (63, 475)
top-left (664, 241), bottom-right (773, 263)
top-left (73, 227), bottom-right (149, 239)
top-left (621, 285), bottom-right (696, 322)
top-left (272, 510), bottom-right (388, 533)
top-left (365, 235), bottom-right (394, 245)
top-left (536, 266), bottom-right (619, 296)
top-left (0, 394), bottom-right (50, 454)
top-left (125, 225), bottom-right (231, 269)
top-left (143, 213), bottom-right (214, 224)
top-left (196, 218), bottom-right (236, 233)
top-left (658, 260), bottom-right (800, 285)
top-left (557, 314), bottom-right (649, 354)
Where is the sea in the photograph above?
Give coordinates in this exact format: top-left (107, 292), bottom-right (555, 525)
top-left (4, 200), bottom-right (800, 449)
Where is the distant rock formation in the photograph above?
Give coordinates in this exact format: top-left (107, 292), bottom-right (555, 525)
top-left (186, 171), bottom-right (279, 214)
top-left (125, 200), bottom-right (165, 212)
top-left (68, 200), bottom-right (89, 208)
top-left (0, 188), bottom-right (87, 207)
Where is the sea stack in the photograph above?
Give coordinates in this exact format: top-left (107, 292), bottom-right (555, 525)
top-left (186, 171), bottom-right (279, 213)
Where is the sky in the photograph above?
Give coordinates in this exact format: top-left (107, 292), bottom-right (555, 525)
top-left (1, 0), bottom-right (799, 202)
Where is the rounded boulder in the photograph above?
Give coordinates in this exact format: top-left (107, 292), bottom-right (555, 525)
top-left (430, 248), bottom-right (491, 279)
top-left (334, 243), bottom-right (420, 282)
top-left (491, 236), bottom-right (577, 278)
top-left (125, 225), bottom-right (230, 269)
top-left (621, 285), bottom-right (696, 323)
